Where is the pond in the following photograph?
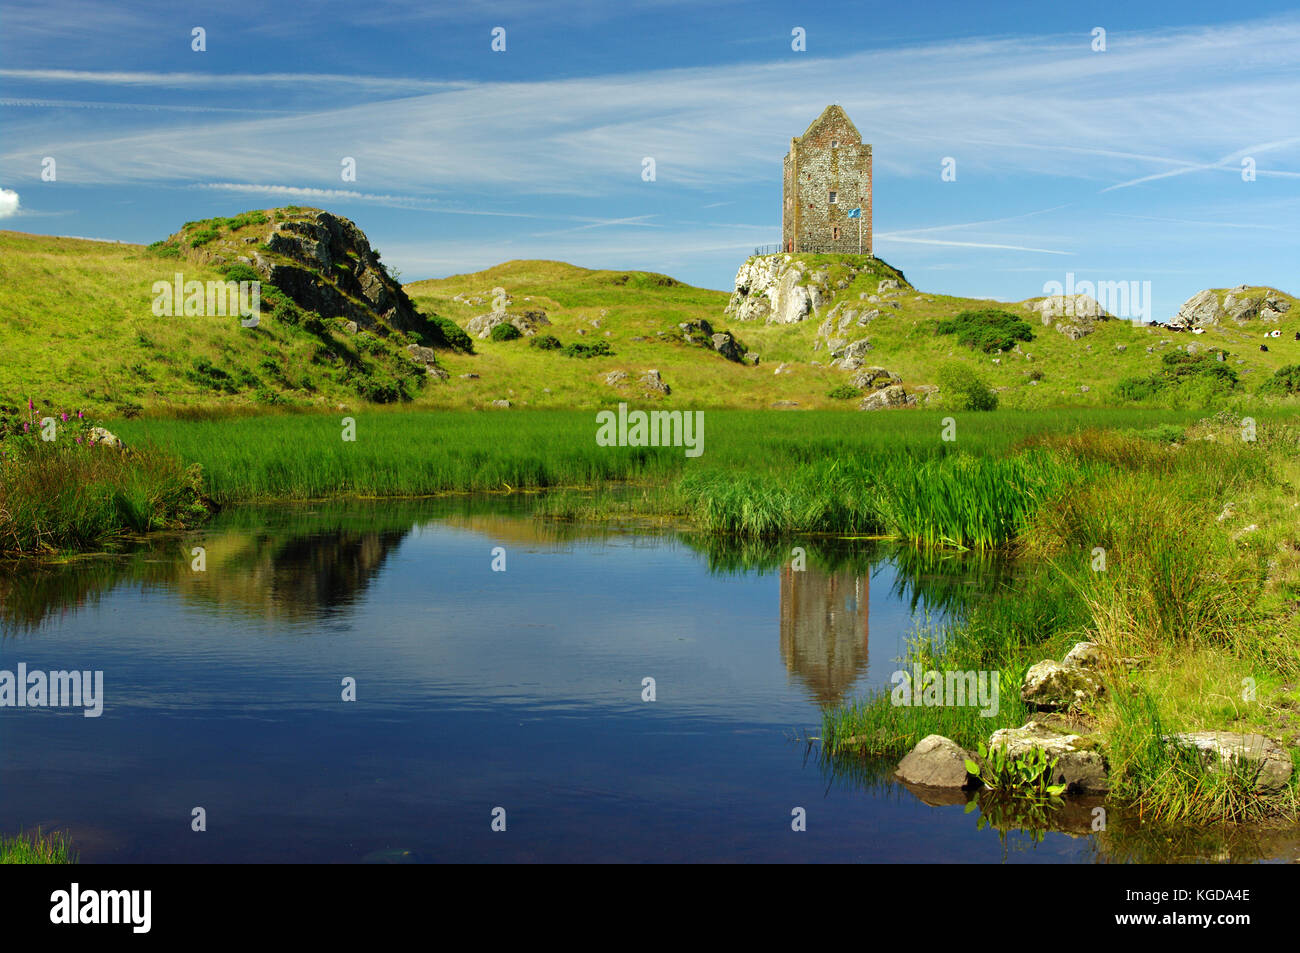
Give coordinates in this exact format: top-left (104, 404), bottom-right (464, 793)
top-left (0, 498), bottom-right (1293, 863)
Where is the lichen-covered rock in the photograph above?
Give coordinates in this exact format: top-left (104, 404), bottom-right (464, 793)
top-left (86, 426), bottom-right (124, 449)
top-left (1172, 287), bottom-right (1294, 328)
top-left (850, 366), bottom-right (901, 390)
top-left (895, 735), bottom-right (977, 788)
top-left (829, 338), bottom-right (873, 370)
top-left (405, 344), bottom-right (438, 365)
top-left (639, 369), bottom-right (670, 395)
top-left (1024, 295), bottom-right (1112, 339)
top-left (1173, 289), bottom-right (1221, 328)
top-left (1020, 659), bottom-right (1104, 710)
top-left (710, 332), bottom-right (743, 363)
top-left (604, 370), bottom-right (629, 387)
top-left (1062, 641), bottom-right (1104, 671)
top-left (986, 721), bottom-right (1109, 794)
top-left (226, 210), bottom-right (428, 334)
top-left (1165, 732), bottom-right (1292, 795)
top-left (726, 255), bottom-right (893, 326)
top-left (464, 309), bottom-right (551, 339)
top-left (859, 384), bottom-right (916, 411)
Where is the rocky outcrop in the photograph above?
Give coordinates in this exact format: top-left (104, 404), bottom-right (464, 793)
top-left (859, 384), bottom-right (916, 411)
top-left (1171, 286), bottom-right (1294, 329)
top-left (464, 309), bottom-right (551, 339)
top-left (829, 338), bottom-right (873, 371)
top-left (639, 369), bottom-right (670, 396)
top-left (1022, 295), bottom-right (1113, 340)
top-left (238, 210), bottom-right (425, 334)
top-left (404, 344), bottom-right (446, 379)
top-left (677, 319), bottom-right (745, 363)
top-left (1165, 732), bottom-right (1292, 795)
top-left (1021, 660), bottom-right (1104, 711)
top-left (895, 735), bottom-right (978, 788)
top-left (1020, 641), bottom-right (1107, 711)
top-left (87, 426), bottom-right (124, 449)
top-left (726, 255), bottom-right (897, 326)
top-left (986, 721), bottom-right (1110, 794)
top-left (851, 367), bottom-right (902, 390)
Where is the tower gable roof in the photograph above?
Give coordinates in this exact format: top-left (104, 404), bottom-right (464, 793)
top-left (798, 104), bottom-right (862, 143)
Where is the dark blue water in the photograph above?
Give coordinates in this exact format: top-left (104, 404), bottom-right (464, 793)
top-left (0, 501), bottom-right (1287, 862)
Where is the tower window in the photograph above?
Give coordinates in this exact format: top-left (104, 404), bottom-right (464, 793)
top-left (832, 227), bottom-right (841, 240)
top-left (832, 140), bottom-right (839, 148)
top-left (828, 191), bottom-right (838, 204)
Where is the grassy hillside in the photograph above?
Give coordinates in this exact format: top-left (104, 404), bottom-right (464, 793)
top-left (0, 226), bottom-right (425, 416)
top-left (401, 255), bottom-right (1300, 412)
top-left (3, 212), bottom-right (1299, 415)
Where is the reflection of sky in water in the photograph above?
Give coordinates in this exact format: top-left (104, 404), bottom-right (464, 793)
top-left (0, 505), bottom-right (1287, 863)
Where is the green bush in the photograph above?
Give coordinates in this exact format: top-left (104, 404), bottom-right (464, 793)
top-left (417, 314), bottom-right (474, 353)
top-left (350, 371), bottom-right (405, 404)
top-left (827, 383), bottom-right (859, 400)
top-left (355, 333), bottom-right (387, 355)
top-left (220, 262), bottom-right (262, 284)
top-left (561, 340), bottom-right (613, 359)
top-left (188, 227), bottom-right (219, 248)
top-left (1117, 375), bottom-right (1165, 401)
top-left (185, 358), bottom-right (238, 394)
top-left (490, 322), bottom-right (522, 342)
top-left (146, 240), bottom-right (182, 259)
top-left (1260, 364), bottom-right (1300, 396)
top-left (935, 309), bottom-right (1035, 353)
top-left (530, 334), bottom-right (562, 351)
top-left (937, 362), bottom-right (998, 411)
top-left (1117, 352), bottom-right (1239, 403)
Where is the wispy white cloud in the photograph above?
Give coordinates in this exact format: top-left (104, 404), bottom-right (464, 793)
top-left (0, 97), bottom-right (286, 114)
top-left (0, 68), bottom-right (463, 94)
top-left (6, 15), bottom-right (1299, 195)
top-left (878, 235), bottom-right (1071, 255)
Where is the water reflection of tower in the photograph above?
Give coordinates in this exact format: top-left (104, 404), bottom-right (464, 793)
top-left (779, 564), bottom-right (870, 706)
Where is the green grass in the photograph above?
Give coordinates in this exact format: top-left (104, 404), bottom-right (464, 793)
top-left (822, 416), bottom-right (1300, 823)
top-left (6, 214), bottom-right (1300, 414)
top-left (0, 435), bottom-right (208, 556)
top-left (104, 407), bottom-right (1212, 505)
top-left (0, 830), bottom-right (77, 864)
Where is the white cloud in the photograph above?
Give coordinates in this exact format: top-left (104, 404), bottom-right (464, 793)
top-left (0, 188), bottom-right (20, 218)
top-left (5, 15), bottom-right (1299, 195)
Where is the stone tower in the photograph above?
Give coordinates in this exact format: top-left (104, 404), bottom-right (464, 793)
top-left (781, 105), bottom-right (872, 255)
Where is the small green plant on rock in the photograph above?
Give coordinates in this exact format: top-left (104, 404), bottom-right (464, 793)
top-left (966, 742), bottom-right (1068, 799)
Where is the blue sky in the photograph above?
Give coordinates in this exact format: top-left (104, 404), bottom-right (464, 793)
top-left (2, 0), bottom-right (1298, 319)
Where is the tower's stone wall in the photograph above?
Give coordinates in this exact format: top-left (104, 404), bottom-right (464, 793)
top-left (782, 106), bottom-right (872, 255)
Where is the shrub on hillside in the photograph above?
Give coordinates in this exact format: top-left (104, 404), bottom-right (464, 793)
top-left (188, 227), bottom-right (219, 248)
top-left (416, 314), bottom-right (474, 353)
top-left (1117, 351), bottom-right (1239, 403)
top-left (827, 384), bottom-right (859, 400)
top-left (1260, 364), bottom-right (1300, 396)
top-left (935, 309), bottom-right (1035, 353)
top-left (561, 340), bottom-right (613, 359)
top-left (937, 362), bottom-right (998, 411)
top-left (490, 322), bottom-right (523, 342)
top-left (530, 334), bottom-right (562, 351)
top-left (185, 358), bottom-right (238, 394)
top-left (146, 240), bottom-right (182, 259)
top-left (220, 262), bottom-right (262, 284)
